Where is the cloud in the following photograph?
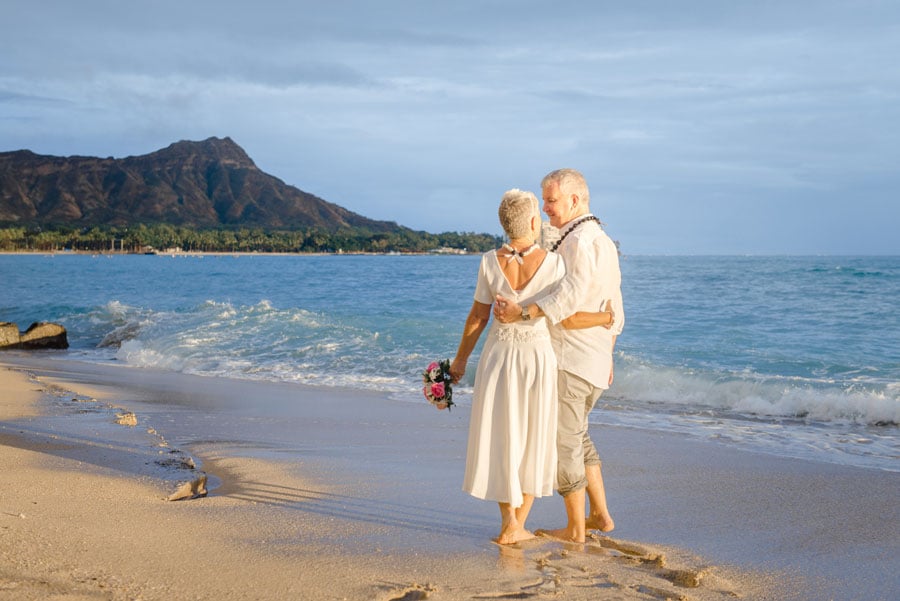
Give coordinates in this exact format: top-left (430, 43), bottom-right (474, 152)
top-left (1, 0), bottom-right (899, 253)
top-left (0, 87), bottom-right (73, 106)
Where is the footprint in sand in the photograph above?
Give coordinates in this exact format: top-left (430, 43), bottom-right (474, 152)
top-left (586, 534), bottom-right (709, 592)
top-left (376, 583), bottom-right (436, 601)
top-left (114, 411), bottom-right (138, 426)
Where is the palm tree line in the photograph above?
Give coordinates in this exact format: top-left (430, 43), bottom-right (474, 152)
top-left (0, 224), bottom-right (503, 254)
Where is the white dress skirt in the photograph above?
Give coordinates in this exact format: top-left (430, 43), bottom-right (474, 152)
top-left (462, 250), bottom-right (565, 507)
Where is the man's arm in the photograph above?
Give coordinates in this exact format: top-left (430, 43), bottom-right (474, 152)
top-left (536, 234), bottom-right (598, 325)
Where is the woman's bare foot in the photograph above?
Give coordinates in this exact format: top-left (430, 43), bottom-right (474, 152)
top-left (585, 513), bottom-right (615, 533)
top-left (496, 526), bottom-right (535, 545)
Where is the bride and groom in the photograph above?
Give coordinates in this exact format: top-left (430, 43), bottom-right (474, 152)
top-left (442, 168), bottom-right (624, 545)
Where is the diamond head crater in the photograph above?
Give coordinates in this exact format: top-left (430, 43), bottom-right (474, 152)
top-left (0, 137), bottom-right (498, 253)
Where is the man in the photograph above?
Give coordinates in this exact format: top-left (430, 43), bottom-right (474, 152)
top-left (494, 168), bottom-right (624, 543)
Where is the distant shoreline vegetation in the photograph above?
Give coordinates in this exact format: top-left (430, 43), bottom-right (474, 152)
top-left (0, 224), bottom-right (503, 254)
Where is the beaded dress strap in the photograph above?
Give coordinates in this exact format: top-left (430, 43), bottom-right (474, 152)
top-left (501, 243), bottom-right (538, 265)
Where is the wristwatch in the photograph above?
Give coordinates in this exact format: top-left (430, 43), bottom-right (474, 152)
top-left (520, 305), bottom-right (532, 321)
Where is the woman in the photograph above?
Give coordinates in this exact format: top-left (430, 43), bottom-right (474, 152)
top-left (447, 189), bottom-right (612, 545)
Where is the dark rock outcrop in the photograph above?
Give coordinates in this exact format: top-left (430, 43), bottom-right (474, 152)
top-left (0, 137), bottom-right (400, 232)
top-left (0, 321), bottom-right (69, 350)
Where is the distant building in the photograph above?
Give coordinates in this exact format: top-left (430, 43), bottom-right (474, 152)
top-left (540, 221), bottom-right (560, 250)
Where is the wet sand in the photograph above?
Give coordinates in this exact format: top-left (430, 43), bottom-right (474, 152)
top-left (1, 354), bottom-right (898, 600)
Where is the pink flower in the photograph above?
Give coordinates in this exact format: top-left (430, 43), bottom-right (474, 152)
top-left (426, 362), bottom-right (443, 381)
top-left (431, 382), bottom-right (445, 399)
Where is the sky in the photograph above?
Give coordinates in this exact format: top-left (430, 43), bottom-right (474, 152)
top-left (2, 0), bottom-right (898, 254)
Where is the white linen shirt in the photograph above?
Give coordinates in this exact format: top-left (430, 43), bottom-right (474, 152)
top-left (537, 215), bottom-right (624, 389)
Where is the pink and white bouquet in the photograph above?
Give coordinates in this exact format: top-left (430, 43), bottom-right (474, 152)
top-left (422, 359), bottom-right (454, 410)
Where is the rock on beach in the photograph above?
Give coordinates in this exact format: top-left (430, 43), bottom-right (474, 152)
top-left (0, 321), bottom-right (69, 350)
top-left (0, 322), bottom-right (18, 347)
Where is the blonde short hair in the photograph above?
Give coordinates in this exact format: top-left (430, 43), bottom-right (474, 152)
top-left (498, 189), bottom-right (539, 239)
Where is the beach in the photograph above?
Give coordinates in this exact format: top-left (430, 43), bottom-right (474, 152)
top-left (2, 354), bottom-right (897, 601)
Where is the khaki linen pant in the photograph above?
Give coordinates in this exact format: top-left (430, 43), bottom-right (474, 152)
top-left (556, 370), bottom-right (603, 496)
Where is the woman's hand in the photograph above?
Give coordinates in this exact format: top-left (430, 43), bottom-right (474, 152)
top-left (493, 295), bottom-right (522, 323)
top-left (602, 299), bottom-right (614, 329)
top-left (449, 357), bottom-right (466, 384)
top-left (561, 299), bottom-right (615, 330)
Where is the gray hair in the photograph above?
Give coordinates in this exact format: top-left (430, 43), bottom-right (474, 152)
top-left (498, 189), bottom-right (539, 239)
top-left (541, 168), bottom-right (590, 207)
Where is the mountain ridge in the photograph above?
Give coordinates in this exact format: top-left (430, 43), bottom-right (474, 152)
top-left (0, 137), bottom-right (401, 232)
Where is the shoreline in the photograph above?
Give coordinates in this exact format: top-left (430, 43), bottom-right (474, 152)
top-left (2, 354), bottom-right (898, 600)
top-left (0, 249), bottom-right (473, 257)
top-left (5, 250), bottom-right (900, 258)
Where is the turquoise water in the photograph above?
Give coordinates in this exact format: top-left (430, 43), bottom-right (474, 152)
top-left (1, 253), bottom-right (897, 470)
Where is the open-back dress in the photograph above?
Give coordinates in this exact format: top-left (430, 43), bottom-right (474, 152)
top-left (462, 249), bottom-right (565, 507)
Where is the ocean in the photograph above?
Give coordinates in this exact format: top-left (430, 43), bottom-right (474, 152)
top-left (1, 253), bottom-right (897, 472)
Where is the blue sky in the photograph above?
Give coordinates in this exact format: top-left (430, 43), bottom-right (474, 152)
top-left (2, 1), bottom-right (898, 254)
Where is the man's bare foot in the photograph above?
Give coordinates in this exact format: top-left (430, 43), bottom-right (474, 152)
top-left (496, 527), bottom-right (536, 545)
top-left (585, 514), bottom-right (615, 533)
top-left (535, 527), bottom-right (584, 543)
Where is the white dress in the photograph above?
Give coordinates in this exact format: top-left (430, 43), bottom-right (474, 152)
top-left (462, 250), bottom-right (565, 507)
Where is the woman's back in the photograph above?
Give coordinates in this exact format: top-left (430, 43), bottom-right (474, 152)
top-left (476, 249), bottom-right (565, 316)
top-left (496, 244), bottom-right (548, 291)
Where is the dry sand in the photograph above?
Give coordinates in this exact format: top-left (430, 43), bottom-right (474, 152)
top-left (1, 356), bottom-right (896, 600)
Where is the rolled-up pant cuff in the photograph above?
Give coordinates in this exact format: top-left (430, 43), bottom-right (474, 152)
top-left (556, 477), bottom-right (588, 497)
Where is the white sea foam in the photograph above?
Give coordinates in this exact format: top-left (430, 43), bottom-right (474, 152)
top-left (117, 340), bottom-right (185, 370)
top-left (612, 354), bottom-right (899, 426)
